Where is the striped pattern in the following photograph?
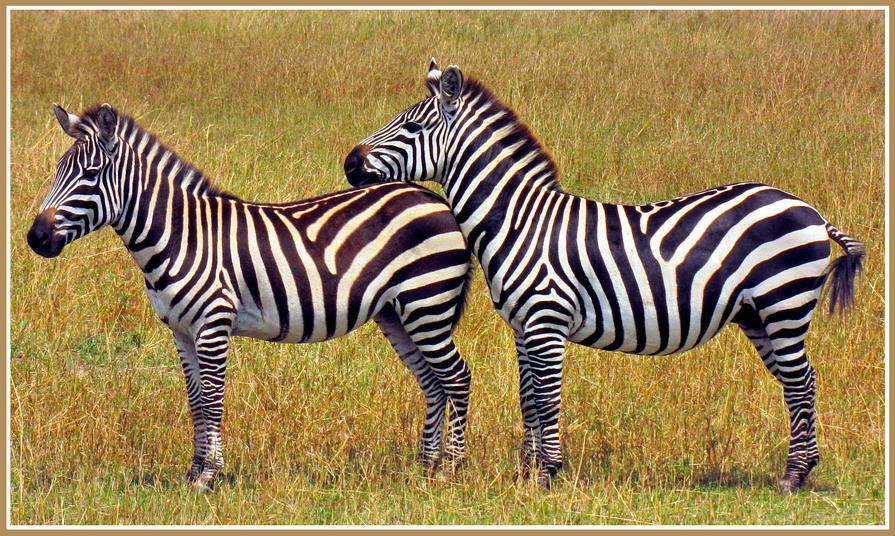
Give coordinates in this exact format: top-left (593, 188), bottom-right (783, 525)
top-left (346, 59), bottom-right (865, 490)
top-left (28, 103), bottom-right (473, 490)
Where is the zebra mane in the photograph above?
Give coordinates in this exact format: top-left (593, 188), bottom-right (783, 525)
top-left (80, 106), bottom-right (236, 200)
top-left (460, 77), bottom-right (562, 192)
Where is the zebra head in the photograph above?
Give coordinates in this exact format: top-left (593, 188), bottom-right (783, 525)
top-left (27, 103), bottom-right (122, 258)
top-left (345, 58), bottom-right (464, 186)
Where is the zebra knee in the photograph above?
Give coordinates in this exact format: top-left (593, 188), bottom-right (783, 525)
top-left (806, 364), bottom-right (817, 393)
top-left (782, 362), bottom-right (817, 399)
top-left (452, 362), bottom-right (471, 393)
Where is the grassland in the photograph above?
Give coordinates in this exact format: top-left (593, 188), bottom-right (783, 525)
top-left (9, 10), bottom-right (885, 525)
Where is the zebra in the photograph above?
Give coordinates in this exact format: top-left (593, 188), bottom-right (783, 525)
top-left (344, 59), bottom-right (865, 491)
top-left (27, 103), bottom-right (473, 490)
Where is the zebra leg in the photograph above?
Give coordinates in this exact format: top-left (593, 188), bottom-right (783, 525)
top-left (191, 321), bottom-right (234, 491)
top-left (373, 307), bottom-right (447, 469)
top-left (404, 323), bottom-right (471, 473)
top-left (521, 323), bottom-right (568, 489)
top-left (739, 316), bottom-right (819, 492)
top-left (173, 332), bottom-right (207, 483)
top-left (515, 333), bottom-right (541, 479)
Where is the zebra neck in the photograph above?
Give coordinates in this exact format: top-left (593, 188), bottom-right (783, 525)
top-left (111, 129), bottom-right (222, 279)
top-left (441, 122), bottom-right (560, 264)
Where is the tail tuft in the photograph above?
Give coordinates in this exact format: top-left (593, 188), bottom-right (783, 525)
top-left (825, 223), bottom-right (865, 316)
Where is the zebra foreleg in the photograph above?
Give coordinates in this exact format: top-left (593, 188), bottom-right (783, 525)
top-left (740, 321), bottom-right (819, 492)
top-left (521, 324), bottom-right (568, 489)
top-left (173, 332), bottom-right (207, 484)
top-left (373, 309), bottom-right (447, 470)
top-left (515, 334), bottom-right (541, 480)
top-left (190, 321), bottom-right (233, 491)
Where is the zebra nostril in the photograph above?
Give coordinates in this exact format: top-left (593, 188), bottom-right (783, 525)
top-left (344, 157), bottom-right (360, 176)
top-left (27, 226), bottom-right (50, 248)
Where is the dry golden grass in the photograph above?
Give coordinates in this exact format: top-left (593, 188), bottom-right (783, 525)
top-left (9, 10), bottom-right (885, 525)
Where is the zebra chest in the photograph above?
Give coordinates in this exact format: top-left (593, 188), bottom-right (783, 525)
top-left (486, 268), bottom-right (586, 336)
top-left (142, 272), bottom-right (236, 334)
top-left (144, 283), bottom-right (181, 329)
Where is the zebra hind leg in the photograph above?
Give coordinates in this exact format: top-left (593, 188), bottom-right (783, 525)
top-left (374, 308), bottom-right (447, 471)
top-left (403, 318), bottom-right (471, 477)
top-left (739, 312), bottom-right (819, 492)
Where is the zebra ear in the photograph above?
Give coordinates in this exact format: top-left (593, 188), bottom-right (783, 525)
top-left (426, 57), bottom-right (441, 96)
top-left (53, 103), bottom-right (83, 139)
top-left (439, 65), bottom-right (464, 113)
top-left (96, 103), bottom-right (119, 152)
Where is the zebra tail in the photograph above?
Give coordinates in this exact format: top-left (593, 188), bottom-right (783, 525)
top-left (825, 222), bottom-right (865, 316)
top-left (452, 259), bottom-right (475, 330)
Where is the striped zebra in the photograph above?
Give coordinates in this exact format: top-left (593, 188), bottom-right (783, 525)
top-left (344, 59), bottom-right (865, 491)
top-left (27, 103), bottom-right (473, 490)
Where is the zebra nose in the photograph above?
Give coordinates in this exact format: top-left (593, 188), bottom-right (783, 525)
top-left (27, 225), bottom-right (51, 250)
top-left (344, 145), bottom-right (370, 186)
top-left (27, 209), bottom-right (63, 258)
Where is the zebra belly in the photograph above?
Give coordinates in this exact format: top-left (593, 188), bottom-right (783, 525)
top-left (231, 299), bottom-right (372, 344)
top-left (563, 268), bottom-right (751, 356)
top-left (568, 311), bottom-right (734, 356)
top-left (487, 268), bottom-right (741, 356)
top-left (144, 280), bottom-right (327, 343)
top-left (231, 304), bottom-right (324, 344)
top-left (232, 306), bottom-right (283, 341)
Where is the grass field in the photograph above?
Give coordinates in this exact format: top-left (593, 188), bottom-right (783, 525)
top-left (9, 10), bottom-right (886, 525)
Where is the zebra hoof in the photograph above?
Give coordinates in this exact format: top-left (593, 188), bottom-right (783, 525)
top-left (517, 460), bottom-right (538, 482)
top-left (417, 452), bottom-right (441, 473)
top-left (191, 476), bottom-right (215, 492)
top-left (438, 456), bottom-right (465, 479)
top-left (533, 461), bottom-right (563, 490)
top-left (779, 458), bottom-right (817, 492)
top-left (185, 468), bottom-right (202, 485)
top-left (185, 456), bottom-right (204, 484)
top-left (191, 466), bottom-right (220, 492)
top-left (778, 472), bottom-right (807, 493)
top-left (518, 451), bottom-right (534, 479)
top-left (537, 468), bottom-right (553, 490)
top-left (537, 465), bottom-right (563, 490)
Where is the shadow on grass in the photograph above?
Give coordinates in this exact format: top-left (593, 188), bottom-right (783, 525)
top-left (687, 467), bottom-right (835, 494)
top-left (556, 455), bottom-right (836, 494)
top-left (692, 468), bottom-right (776, 489)
top-left (130, 470), bottom-right (238, 492)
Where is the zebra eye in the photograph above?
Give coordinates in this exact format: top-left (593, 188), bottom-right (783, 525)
top-left (403, 122), bottom-right (423, 134)
top-left (82, 168), bottom-right (99, 180)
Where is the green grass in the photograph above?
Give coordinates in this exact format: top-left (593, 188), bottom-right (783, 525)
top-left (10, 10), bottom-right (885, 525)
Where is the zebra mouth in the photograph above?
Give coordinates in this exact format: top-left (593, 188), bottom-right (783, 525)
top-left (345, 165), bottom-right (384, 187)
top-left (351, 171), bottom-right (385, 187)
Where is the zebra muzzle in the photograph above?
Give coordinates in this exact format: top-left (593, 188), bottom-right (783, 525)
top-left (344, 145), bottom-right (381, 186)
top-left (27, 208), bottom-right (65, 258)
